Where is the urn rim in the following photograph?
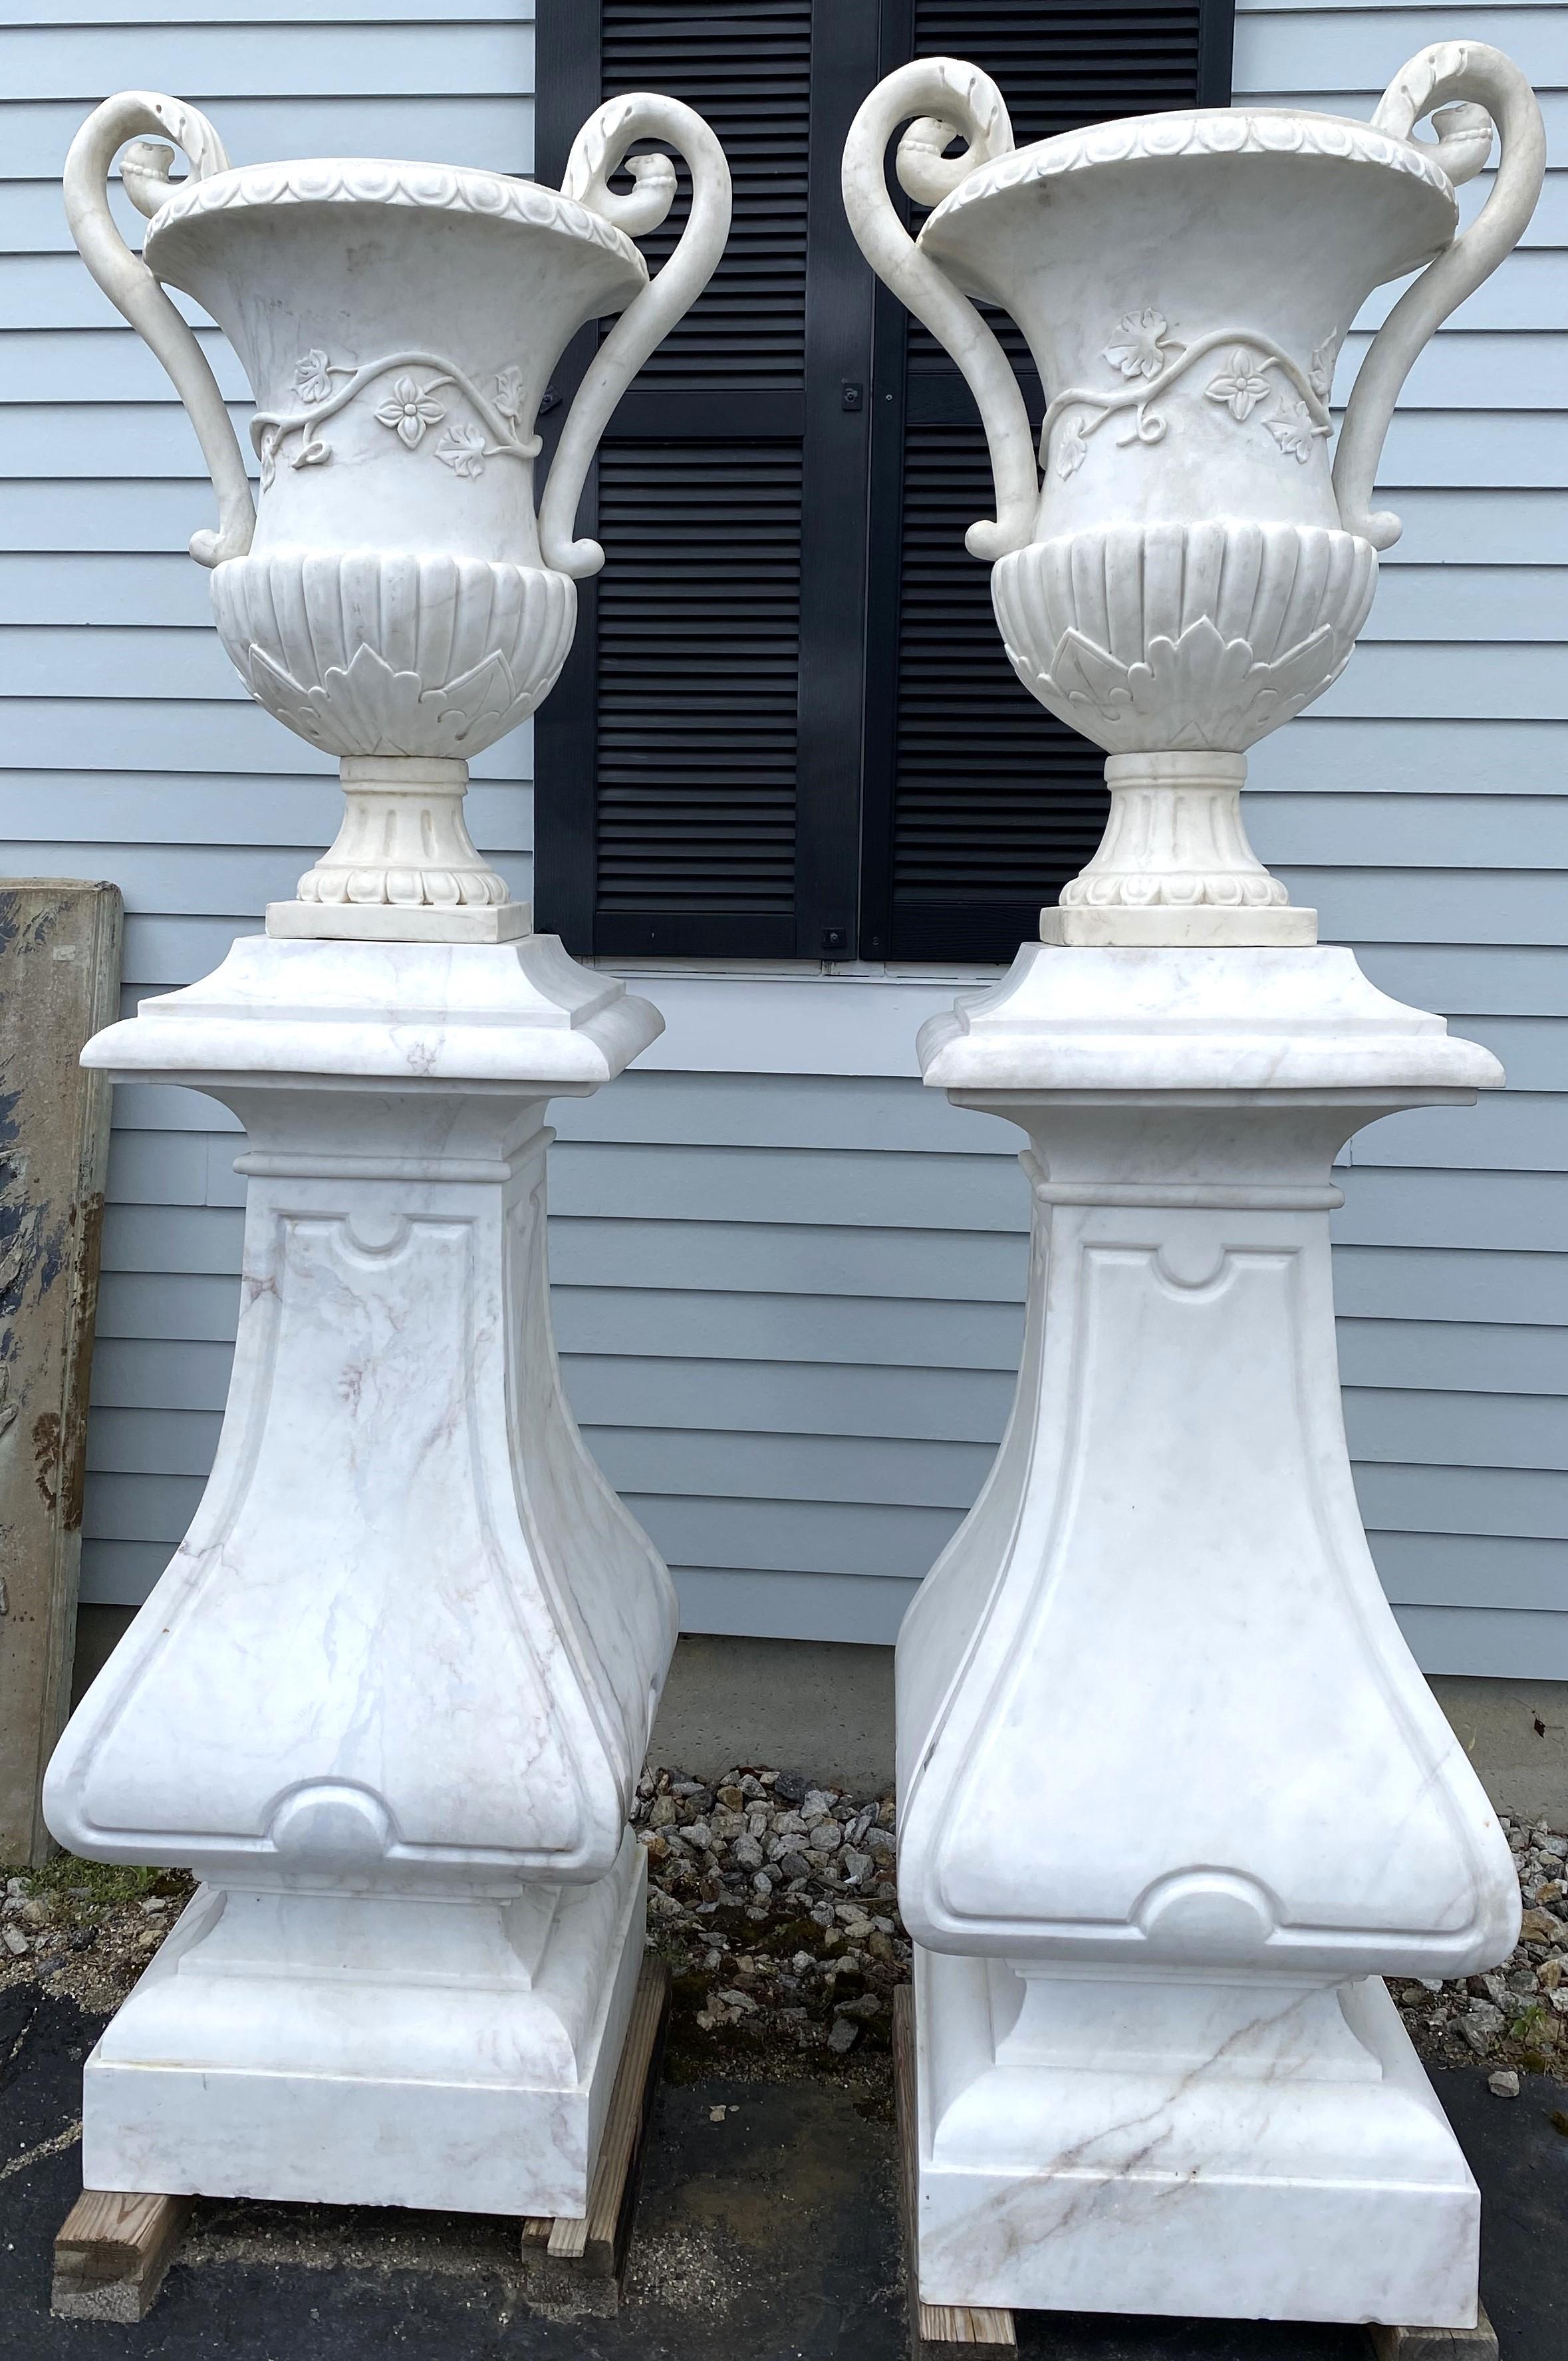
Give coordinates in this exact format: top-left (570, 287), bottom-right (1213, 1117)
top-left (143, 154), bottom-right (648, 293)
top-left (919, 102), bottom-right (1460, 247)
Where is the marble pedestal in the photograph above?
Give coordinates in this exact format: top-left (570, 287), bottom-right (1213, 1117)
top-left (44, 933), bottom-right (677, 2218)
top-left (899, 944), bottom-right (1522, 2329)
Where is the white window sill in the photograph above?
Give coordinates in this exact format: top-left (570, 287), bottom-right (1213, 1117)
top-left (588, 958), bottom-right (1008, 1078)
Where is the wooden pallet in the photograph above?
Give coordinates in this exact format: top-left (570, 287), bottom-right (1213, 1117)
top-left (1367, 2312), bottom-right (1500, 2361)
top-left (892, 1984), bottom-right (1016, 2358)
top-left (51, 2189), bottom-right (194, 2322)
top-left (519, 1953), bottom-right (672, 2317)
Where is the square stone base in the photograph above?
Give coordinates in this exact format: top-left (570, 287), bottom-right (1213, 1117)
top-left (1039, 904), bottom-right (1318, 947)
top-left (266, 899), bottom-right (534, 943)
top-left (913, 1946), bottom-right (1482, 2328)
top-left (80, 1840), bottom-right (646, 2219)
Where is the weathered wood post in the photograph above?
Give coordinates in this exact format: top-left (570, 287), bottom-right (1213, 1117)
top-left (0, 880), bottom-right (121, 1864)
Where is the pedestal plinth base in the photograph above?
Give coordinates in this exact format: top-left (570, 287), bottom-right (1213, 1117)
top-left (912, 1946), bottom-right (1482, 2330)
top-left (80, 1837), bottom-right (647, 2220)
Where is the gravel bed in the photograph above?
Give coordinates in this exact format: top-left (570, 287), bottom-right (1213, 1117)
top-left (5, 1774), bottom-right (1565, 2096)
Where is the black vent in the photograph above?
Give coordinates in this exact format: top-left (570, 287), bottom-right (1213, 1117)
top-left (602, 1), bottom-right (813, 387)
top-left (889, 426), bottom-right (1108, 961)
top-left (594, 442), bottom-right (801, 940)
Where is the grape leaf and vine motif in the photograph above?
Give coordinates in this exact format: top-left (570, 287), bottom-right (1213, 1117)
top-left (1047, 309), bottom-right (1339, 482)
top-left (251, 351), bottom-right (541, 489)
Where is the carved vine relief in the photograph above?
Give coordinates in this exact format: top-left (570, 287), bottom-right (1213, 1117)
top-left (1048, 310), bottom-right (1340, 480)
top-left (252, 350), bottom-right (543, 489)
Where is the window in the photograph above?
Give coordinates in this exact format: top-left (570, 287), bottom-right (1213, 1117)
top-left (535, 0), bottom-right (1235, 964)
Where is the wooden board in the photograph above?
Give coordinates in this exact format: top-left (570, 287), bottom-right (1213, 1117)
top-left (52, 2189), bottom-right (193, 2322)
top-left (893, 1983), bottom-right (1016, 2357)
top-left (519, 1953), bottom-right (671, 2317)
top-left (1367, 2309), bottom-right (1499, 2361)
top-left (0, 879), bottom-right (121, 1862)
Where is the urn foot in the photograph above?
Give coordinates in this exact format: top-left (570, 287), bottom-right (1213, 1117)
top-left (911, 1947), bottom-right (1482, 2328)
top-left (80, 1838), bottom-right (648, 2219)
top-left (271, 755), bottom-right (523, 940)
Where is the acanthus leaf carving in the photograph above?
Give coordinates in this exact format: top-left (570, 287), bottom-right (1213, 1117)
top-left (1038, 613), bottom-right (1347, 752)
top-left (243, 639), bottom-right (533, 759)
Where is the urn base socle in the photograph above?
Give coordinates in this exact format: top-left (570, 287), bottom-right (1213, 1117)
top-left (271, 755), bottom-right (525, 941)
top-left (1043, 753), bottom-right (1319, 948)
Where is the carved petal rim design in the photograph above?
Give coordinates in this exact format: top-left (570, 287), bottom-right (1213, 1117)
top-left (144, 156), bottom-right (648, 283)
top-left (922, 106), bottom-right (1462, 235)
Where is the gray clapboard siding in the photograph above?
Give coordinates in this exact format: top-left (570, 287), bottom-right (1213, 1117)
top-left (0, 100), bottom-right (532, 180)
top-left (0, 19), bottom-right (533, 92)
top-left (4, 0), bottom-right (1563, 1670)
top-left (0, 773), bottom-right (533, 851)
top-left (0, 841), bottom-right (534, 912)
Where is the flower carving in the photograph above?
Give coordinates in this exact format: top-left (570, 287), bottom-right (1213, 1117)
top-left (1267, 399), bottom-right (1321, 464)
top-left (293, 349), bottom-right (334, 404)
top-left (435, 421), bottom-right (488, 480)
top-left (1205, 349), bottom-right (1272, 422)
top-left (1056, 414), bottom-right (1089, 480)
top-left (374, 375), bottom-right (446, 448)
top-left (494, 364), bottom-right (525, 425)
top-left (1103, 308), bottom-right (1178, 381)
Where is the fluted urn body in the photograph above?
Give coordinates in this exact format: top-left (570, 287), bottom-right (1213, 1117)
top-left (844, 45), bottom-right (1545, 938)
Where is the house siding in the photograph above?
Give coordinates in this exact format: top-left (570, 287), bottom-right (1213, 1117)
top-left (1, 0), bottom-right (1563, 1668)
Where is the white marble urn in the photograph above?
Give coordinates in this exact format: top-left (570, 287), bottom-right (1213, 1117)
top-left (66, 89), bottom-right (730, 936)
top-left (844, 43), bottom-right (1544, 942)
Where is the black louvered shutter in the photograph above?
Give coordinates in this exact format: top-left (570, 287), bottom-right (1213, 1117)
top-left (859, 0), bottom-right (1236, 962)
top-left (536, 0), bottom-right (1234, 964)
top-left (535, 1), bottom-right (878, 958)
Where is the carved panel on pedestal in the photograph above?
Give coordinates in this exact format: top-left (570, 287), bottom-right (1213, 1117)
top-left (45, 1159), bottom-right (656, 1884)
top-left (900, 1198), bottom-right (1520, 1980)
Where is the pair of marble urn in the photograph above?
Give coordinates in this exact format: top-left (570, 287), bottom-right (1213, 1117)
top-left (48, 39), bottom-right (1543, 2335)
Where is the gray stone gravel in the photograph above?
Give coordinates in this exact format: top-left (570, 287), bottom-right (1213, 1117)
top-left (634, 1772), bottom-right (1568, 2085)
